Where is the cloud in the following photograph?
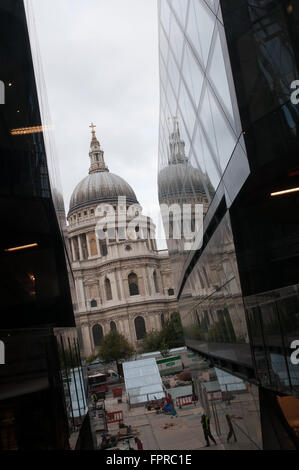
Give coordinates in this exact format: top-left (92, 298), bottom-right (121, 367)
top-left (30, 0), bottom-right (166, 248)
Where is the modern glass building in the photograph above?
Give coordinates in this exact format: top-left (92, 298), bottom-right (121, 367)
top-left (158, 0), bottom-right (299, 449)
top-left (0, 0), bottom-right (92, 449)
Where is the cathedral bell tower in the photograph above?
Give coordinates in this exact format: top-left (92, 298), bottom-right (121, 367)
top-left (168, 117), bottom-right (188, 165)
top-left (88, 122), bottom-right (109, 174)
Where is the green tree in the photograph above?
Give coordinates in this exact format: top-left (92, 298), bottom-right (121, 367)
top-left (98, 330), bottom-right (135, 372)
top-left (140, 330), bottom-right (162, 353)
top-left (159, 341), bottom-right (170, 358)
top-left (162, 312), bottom-right (184, 348)
top-left (141, 312), bottom-right (185, 353)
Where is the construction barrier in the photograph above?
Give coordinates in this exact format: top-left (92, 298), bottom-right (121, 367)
top-left (106, 410), bottom-right (123, 424)
top-left (112, 387), bottom-right (123, 398)
top-left (176, 394), bottom-right (198, 408)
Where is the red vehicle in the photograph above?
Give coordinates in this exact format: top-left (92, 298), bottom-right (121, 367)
top-left (88, 373), bottom-right (108, 394)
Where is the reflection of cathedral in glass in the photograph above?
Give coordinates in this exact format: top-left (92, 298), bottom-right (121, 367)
top-left (158, 0), bottom-right (299, 450)
top-left (158, 117), bottom-right (210, 207)
top-left (158, 117), bottom-right (209, 290)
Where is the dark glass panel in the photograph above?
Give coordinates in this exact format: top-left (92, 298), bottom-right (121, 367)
top-left (0, 1), bottom-right (74, 328)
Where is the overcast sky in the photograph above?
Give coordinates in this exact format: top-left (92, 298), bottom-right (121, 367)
top-left (30, 0), bottom-right (166, 247)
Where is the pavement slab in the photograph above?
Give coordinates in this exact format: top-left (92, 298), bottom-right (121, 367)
top-left (98, 389), bottom-right (226, 451)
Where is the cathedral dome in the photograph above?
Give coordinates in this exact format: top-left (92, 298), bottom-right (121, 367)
top-left (158, 118), bottom-right (207, 202)
top-left (69, 171), bottom-right (138, 212)
top-left (68, 124), bottom-right (138, 214)
top-left (158, 162), bottom-right (206, 201)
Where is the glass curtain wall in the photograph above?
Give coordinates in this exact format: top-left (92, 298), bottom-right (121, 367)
top-left (0, 1), bottom-right (87, 449)
top-left (158, 0), bottom-right (251, 369)
top-left (158, 0), bottom-right (299, 397)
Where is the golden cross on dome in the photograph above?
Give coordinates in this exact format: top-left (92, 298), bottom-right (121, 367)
top-left (89, 122), bottom-right (96, 135)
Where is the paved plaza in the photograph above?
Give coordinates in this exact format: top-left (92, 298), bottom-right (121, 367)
top-left (89, 381), bottom-right (261, 451)
top-left (91, 385), bottom-right (223, 450)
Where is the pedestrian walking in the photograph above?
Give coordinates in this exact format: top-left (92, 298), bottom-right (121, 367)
top-left (92, 393), bottom-right (98, 410)
top-left (134, 436), bottom-right (143, 450)
top-left (201, 414), bottom-right (217, 447)
top-left (226, 414), bottom-right (237, 443)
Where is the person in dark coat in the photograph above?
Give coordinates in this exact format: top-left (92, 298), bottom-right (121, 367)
top-left (226, 414), bottom-right (237, 443)
top-left (134, 437), bottom-right (143, 450)
top-left (166, 393), bottom-right (172, 404)
top-left (92, 393), bottom-right (98, 410)
top-left (201, 414), bottom-right (217, 447)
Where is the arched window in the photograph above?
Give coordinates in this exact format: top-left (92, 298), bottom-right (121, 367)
top-left (153, 270), bottom-right (159, 293)
top-left (105, 277), bottom-right (112, 301)
top-left (161, 313), bottom-right (165, 328)
top-left (135, 316), bottom-right (146, 340)
top-left (128, 272), bottom-right (139, 296)
top-left (90, 299), bottom-right (97, 308)
top-left (92, 324), bottom-right (103, 347)
top-left (110, 321), bottom-right (117, 332)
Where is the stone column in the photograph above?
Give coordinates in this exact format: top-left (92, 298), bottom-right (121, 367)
top-left (142, 266), bottom-right (150, 296)
top-left (147, 266), bottom-right (154, 295)
top-left (70, 238), bottom-right (76, 262)
top-left (78, 234), bottom-right (84, 260)
top-left (70, 237), bottom-right (76, 261)
top-left (102, 320), bottom-right (109, 336)
top-left (118, 318), bottom-right (125, 336)
top-left (98, 278), bottom-right (104, 305)
top-left (81, 322), bottom-right (93, 357)
top-left (114, 268), bottom-right (122, 301)
top-left (125, 316), bottom-right (135, 344)
top-left (148, 313), bottom-right (156, 331)
top-left (138, 270), bottom-right (145, 297)
top-left (110, 271), bottom-right (118, 301)
top-left (76, 277), bottom-right (86, 311)
top-left (158, 269), bottom-right (164, 295)
top-left (117, 318), bottom-right (123, 334)
top-left (86, 233), bottom-right (91, 258)
top-left (155, 314), bottom-right (161, 331)
top-left (123, 273), bottom-right (130, 299)
top-left (117, 270), bottom-right (125, 301)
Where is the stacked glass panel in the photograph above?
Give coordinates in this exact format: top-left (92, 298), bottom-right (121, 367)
top-left (123, 358), bottom-right (164, 404)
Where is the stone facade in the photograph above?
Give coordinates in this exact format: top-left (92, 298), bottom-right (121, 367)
top-left (66, 126), bottom-right (178, 357)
